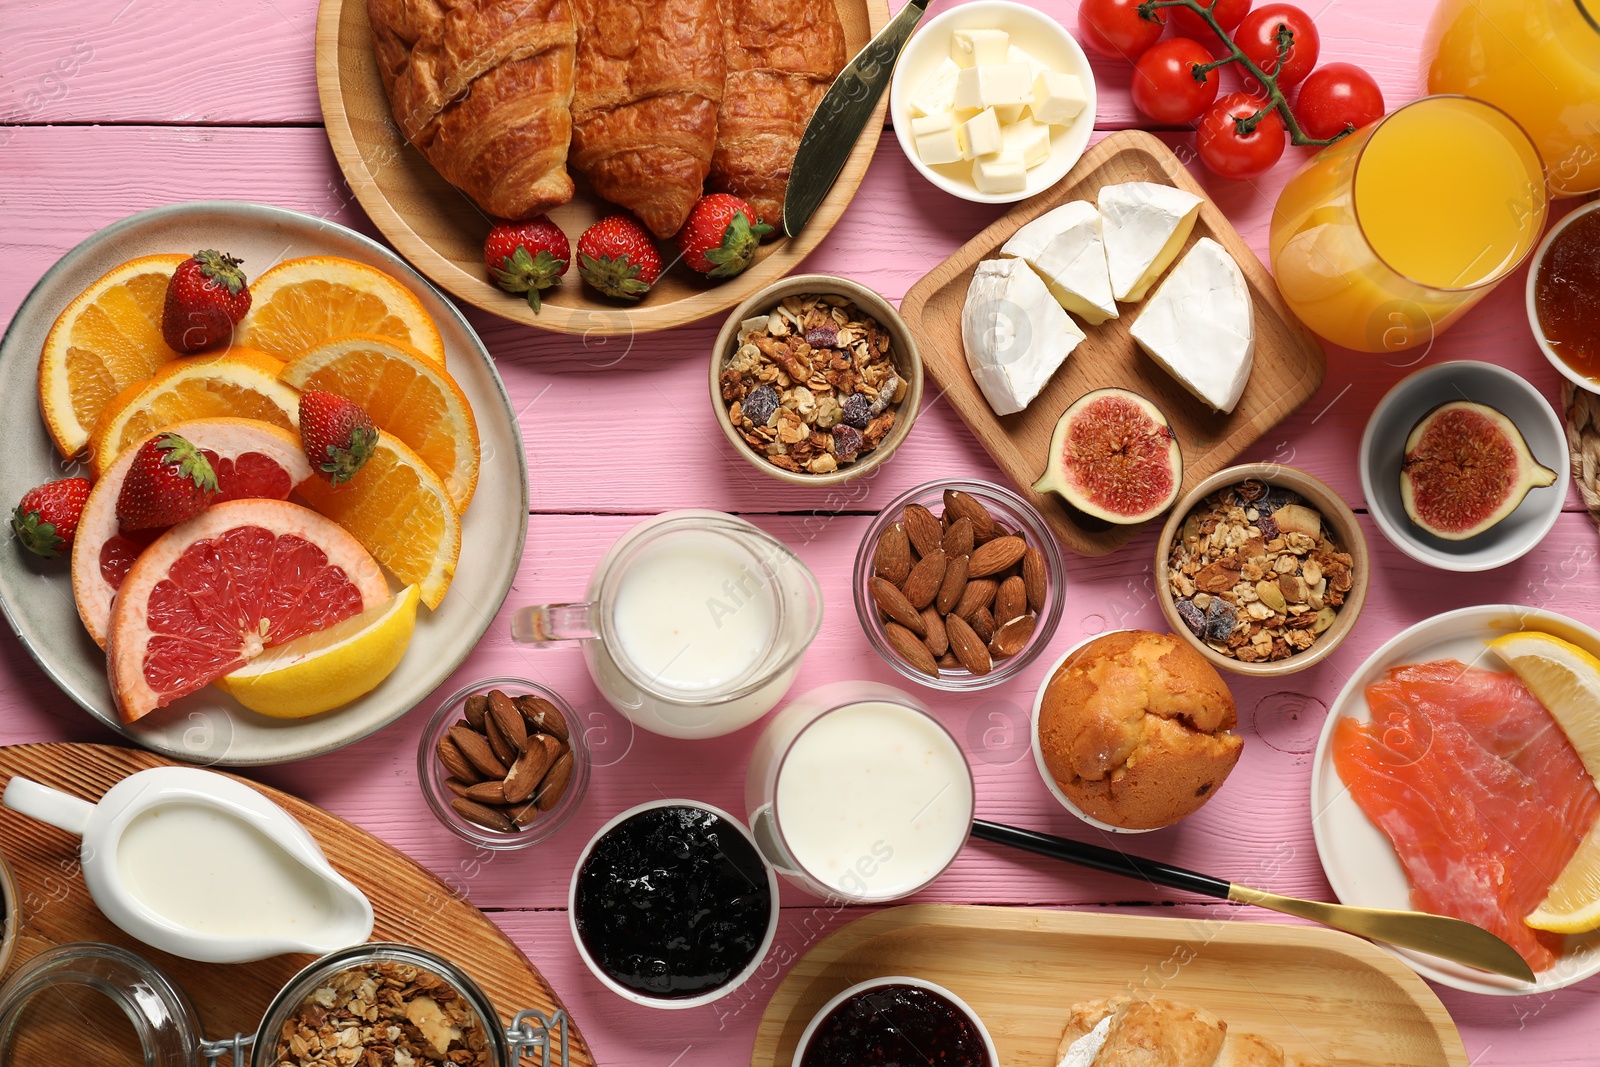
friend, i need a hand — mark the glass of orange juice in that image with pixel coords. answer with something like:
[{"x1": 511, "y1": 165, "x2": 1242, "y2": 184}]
[
  {"x1": 1424, "y1": 0, "x2": 1600, "y2": 198},
  {"x1": 1269, "y1": 96, "x2": 1547, "y2": 354}
]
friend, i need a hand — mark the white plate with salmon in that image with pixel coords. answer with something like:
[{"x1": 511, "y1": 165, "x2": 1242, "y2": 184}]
[{"x1": 1311, "y1": 604, "x2": 1600, "y2": 995}]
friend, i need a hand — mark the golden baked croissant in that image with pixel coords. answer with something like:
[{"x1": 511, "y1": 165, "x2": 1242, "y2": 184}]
[
  {"x1": 568, "y1": 0, "x2": 727, "y2": 237},
  {"x1": 1058, "y1": 997, "x2": 1330, "y2": 1067},
  {"x1": 711, "y1": 0, "x2": 848, "y2": 229},
  {"x1": 368, "y1": 0, "x2": 577, "y2": 219}
]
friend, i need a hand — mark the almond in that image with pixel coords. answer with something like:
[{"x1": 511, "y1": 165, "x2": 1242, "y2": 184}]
[
  {"x1": 995, "y1": 575, "x2": 1028, "y2": 625},
  {"x1": 937, "y1": 651, "x2": 960, "y2": 669},
  {"x1": 451, "y1": 796, "x2": 517, "y2": 833},
  {"x1": 969, "y1": 605, "x2": 996, "y2": 644},
  {"x1": 944, "y1": 490, "x2": 997, "y2": 542},
  {"x1": 515, "y1": 695, "x2": 570, "y2": 742},
  {"x1": 510, "y1": 800, "x2": 541, "y2": 828},
  {"x1": 990, "y1": 614, "x2": 1036, "y2": 657},
  {"x1": 941, "y1": 516, "x2": 974, "y2": 558},
  {"x1": 969, "y1": 535, "x2": 1026, "y2": 578},
  {"x1": 443, "y1": 777, "x2": 472, "y2": 798},
  {"x1": 449, "y1": 725, "x2": 508, "y2": 779},
  {"x1": 870, "y1": 577, "x2": 926, "y2": 636},
  {"x1": 903, "y1": 503, "x2": 944, "y2": 557},
  {"x1": 901, "y1": 548, "x2": 947, "y2": 609},
  {"x1": 885, "y1": 621, "x2": 940, "y2": 676},
  {"x1": 488, "y1": 690, "x2": 528, "y2": 749},
  {"x1": 535, "y1": 751, "x2": 576, "y2": 811},
  {"x1": 921, "y1": 607, "x2": 949, "y2": 657},
  {"x1": 873, "y1": 522, "x2": 914, "y2": 585},
  {"x1": 935, "y1": 553, "x2": 969, "y2": 614},
  {"x1": 437, "y1": 734, "x2": 483, "y2": 784},
  {"x1": 465, "y1": 779, "x2": 509, "y2": 805},
  {"x1": 953, "y1": 578, "x2": 998, "y2": 620},
  {"x1": 504, "y1": 734, "x2": 557, "y2": 804},
  {"x1": 946, "y1": 614, "x2": 993, "y2": 675},
  {"x1": 483, "y1": 712, "x2": 518, "y2": 767},
  {"x1": 1023, "y1": 547, "x2": 1048, "y2": 612},
  {"x1": 463, "y1": 693, "x2": 489, "y2": 731}
]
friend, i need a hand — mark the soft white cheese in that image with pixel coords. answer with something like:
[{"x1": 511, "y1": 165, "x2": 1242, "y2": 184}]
[
  {"x1": 1032, "y1": 70, "x2": 1087, "y2": 126},
  {"x1": 951, "y1": 28, "x2": 1010, "y2": 68},
  {"x1": 962, "y1": 108, "x2": 1004, "y2": 158},
  {"x1": 1000, "y1": 200, "x2": 1118, "y2": 324},
  {"x1": 908, "y1": 58, "x2": 963, "y2": 118},
  {"x1": 912, "y1": 111, "x2": 965, "y2": 166},
  {"x1": 954, "y1": 61, "x2": 1035, "y2": 112},
  {"x1": 1001, "y1": 117, "x2": 1054, "y2": 169},
  {"x1": 1129, "y1": 236, "x2": 1255, "y2": 413},
  {"x1": 1098, "y1": 181, "x2": 1203, "y2": 302},
  {"x1": 1057, "y1": 1016, "x2": 1113, "y2": 1067},
  {"x1": 972, "y1": 151, "x2": 1028, "y2": 194},
  {"x1": 962, "y1": 258, "x2": 1085, "y2": 415}
]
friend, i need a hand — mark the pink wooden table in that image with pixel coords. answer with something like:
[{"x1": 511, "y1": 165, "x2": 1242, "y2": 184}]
[{"x1": 2, "y1": 0, "x2": 1596, "y2": 1062}]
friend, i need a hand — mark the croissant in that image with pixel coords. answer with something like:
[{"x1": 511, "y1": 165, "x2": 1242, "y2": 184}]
[
  {"x1": 568, "y1": 0, "x2": 727, "y2": 237},
  {"x1": 1058, "y1": 998, "x2": 1331, "y2": 1067},
  {"x1": 711, "y1": 0, "x2": 848, "y2": 229},
  {"x1": 368, "y1": 0, "x2": 577, "y2": 219}
]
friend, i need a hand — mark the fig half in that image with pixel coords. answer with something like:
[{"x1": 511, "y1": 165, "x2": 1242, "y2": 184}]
[
  {"x1": 1034, "y1": 388, "x2": 1183, "y2": 524},
  {"x1": 1400, "y1": 400, "x2": 1556, "y2": 540}
]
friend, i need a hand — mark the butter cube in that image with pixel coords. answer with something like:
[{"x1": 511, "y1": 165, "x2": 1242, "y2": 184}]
[
  {"x1": 994, "y1": 103, "x2": 1028, "y2": 124},
  {"x1": 1002, "y1": 117, "x2": 1054, "y2": 169},
  {"x1": 908, "y1": 58, "x2": 962, "y2": 118},
  {"x1": 1032, "y1": 71, "x2": 1087, "y2": 126},
  {"x1": 954, "y1": 62, "x2": 1035, "y2": 112},
  {"x1": 1009, "y1": 44, "x2": 1048, "y2": 80},
  {"x1": 951, "y1": 28, "x2": 1010, "y2": 68},
  {"x1": 973, "y1": 151, "x2": 1029, "y2": 194},
  {"x1": 962, "y1": 108, "x2": 1004, "y2": 159},
  {"x1": 913, "y1": 111, "x2": 966, "y2": 166}
]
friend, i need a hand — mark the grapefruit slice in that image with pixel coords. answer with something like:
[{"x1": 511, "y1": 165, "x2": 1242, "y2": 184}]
[
  {"x1": 106, "y1": 498, "x2": 389, "y2": 722},
  {"x1": 72, "y1": 418, "x2": 315, "y2": 649}
]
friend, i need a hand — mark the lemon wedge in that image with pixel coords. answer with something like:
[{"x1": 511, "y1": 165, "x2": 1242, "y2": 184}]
[
  {"x1": 216, "y1": 585, "x2": 420, "y2": 718},
  {"x1": 1487, "y1": 630, "x2": 1600, "y2": 932}
]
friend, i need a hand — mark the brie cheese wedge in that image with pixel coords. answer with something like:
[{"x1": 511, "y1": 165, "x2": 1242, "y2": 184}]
[
  {"x1": 1129, "y1": 237, "x2": 1255, "y2": 414},
  {"x1": 1056, "y1": 1015, "x2": 1113, "y2": 1067},
  {"x1": 1000, "y1": 200, "x2": 1117, "y2": 324},
  {"x1": 962, "y1": 258, "x2": 1085, "y2": 416},
  {"x1": 1098, "y1": 181, "x2": 1203, "y2": 303}
]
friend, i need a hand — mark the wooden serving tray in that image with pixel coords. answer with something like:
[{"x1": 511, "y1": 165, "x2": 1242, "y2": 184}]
[
  {"x1": 751, "y1": 905, "x2": 1467, "y2": 1067},
  {"x1": 899, "y1": 131, "x2": 1327, "y2": 557},
  {"x1": 0, "y1": 743, "x2": 593, "y2": 1064},
  {"x1": 315, "y1": 0, "x2": 888, "y2": 337}
]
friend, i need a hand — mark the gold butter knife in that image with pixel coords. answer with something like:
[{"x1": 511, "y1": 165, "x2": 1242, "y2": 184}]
[{"x1": 783, "y1": 0, "x2": 930, "y2": 238}]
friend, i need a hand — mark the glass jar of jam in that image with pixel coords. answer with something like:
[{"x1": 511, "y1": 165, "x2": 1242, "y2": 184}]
[{"x1": 1531, "y1": 201, "x2": 1600, "y2": 391}]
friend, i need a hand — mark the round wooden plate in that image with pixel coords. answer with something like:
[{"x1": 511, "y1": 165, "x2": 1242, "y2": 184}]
[{"x1": 314, "y1": 0, "x2": 889, "y2": 337}]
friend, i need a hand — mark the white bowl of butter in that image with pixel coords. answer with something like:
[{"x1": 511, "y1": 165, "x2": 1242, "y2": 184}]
[{"x1": 890, "y1": 0, "x2": 1097, "y2": 204}]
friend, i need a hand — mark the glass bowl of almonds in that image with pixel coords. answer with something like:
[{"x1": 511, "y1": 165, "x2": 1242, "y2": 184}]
[
  {"x1": 854, "y1": 480, "x2": 1065, "y2": 691},
  {"x1": 419, "y1": 676, "x2": 589, "y2": 850}
]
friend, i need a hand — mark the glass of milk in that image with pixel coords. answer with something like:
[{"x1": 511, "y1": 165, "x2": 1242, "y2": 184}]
[
  {"x1": 745, "y1": 682, "x2": 975, "y2": 902},
  {"x1": 512, "y1": 510, "x2": 823, "y2": 739}
]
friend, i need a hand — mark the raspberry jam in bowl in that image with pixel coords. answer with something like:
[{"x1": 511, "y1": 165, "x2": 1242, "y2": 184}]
[{"x1": 793, "y1": 976, "x2": 997, "y2": 1067}]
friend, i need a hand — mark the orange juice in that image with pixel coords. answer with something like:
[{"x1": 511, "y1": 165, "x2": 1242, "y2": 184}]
[
  {"x1": 1270, "y1": 97, "x2": 1547, "y2": 354},
  {"x1": 1425, "y1": 0, "x2": 1600, "y2": 197}
]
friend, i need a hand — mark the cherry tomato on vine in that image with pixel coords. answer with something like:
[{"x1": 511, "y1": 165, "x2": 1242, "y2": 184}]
[
  {"x1": 1167, "y1": 0, "x2": 1254, "y2": 42},
  {"x1": 1197, "y1": 92, "x2": 1287, "y2": 179},
  {"x1": 1131, "y1": 39, "x2": 1221, "y2": 125},
  {"x1": 1235, "y1": 3, "x2": 1320, "y2": 87},
  {"x1": 1294, "y1": 62, "x2": 1385, "y2": 140},
  {"x1": 1078, "y1": 0, "x2": 1164, "y2": 60}
]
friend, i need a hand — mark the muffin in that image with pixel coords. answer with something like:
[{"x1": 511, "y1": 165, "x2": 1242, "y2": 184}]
[{"x1": 1037, "y1": 630, "x2": 1241, "y2": 830}]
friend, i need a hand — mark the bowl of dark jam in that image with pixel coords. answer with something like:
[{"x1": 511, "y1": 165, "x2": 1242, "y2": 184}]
[
  {"x1": 793, "y1": 976, "x2": 997, "y2": 1067},
  {"x1": 568, "y1": 799, "x2": 779, "y2": 1009}
]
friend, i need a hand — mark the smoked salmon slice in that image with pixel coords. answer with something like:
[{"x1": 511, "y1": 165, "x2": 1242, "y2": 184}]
[{"x1": 1332, "y1": 659, "x2": 1600, "y2": 972}]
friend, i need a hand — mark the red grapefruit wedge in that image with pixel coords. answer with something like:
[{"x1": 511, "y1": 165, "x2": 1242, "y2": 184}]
[{"x1": 106, "y1": 498, "x2": 389, "y2": 722}]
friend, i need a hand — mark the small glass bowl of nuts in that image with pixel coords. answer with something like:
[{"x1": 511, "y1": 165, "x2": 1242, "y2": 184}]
[
  {"x1": 418, "y1": 676, "x2": 589, "y2": 850},
  {"x1": 853, "y1": 480, "x2": 1066, "y2": 691}
]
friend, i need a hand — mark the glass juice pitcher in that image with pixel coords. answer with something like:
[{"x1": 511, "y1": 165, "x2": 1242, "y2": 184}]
[{"x1": 512, "y1": 511, "x2": 823, "y2": 739}]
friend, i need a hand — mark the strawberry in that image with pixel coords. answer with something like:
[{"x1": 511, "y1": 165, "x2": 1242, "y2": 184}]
[
  {"x1": 676, "y1": 194, "x2": 773, "y2": 279},
  {"x1": 161, "y1": 250, "x2": 251, "y2": 354},
  {"x1": 116, "y1": 434, "x2": 219, "y2": 531},
  {"x1": 299, "y1": 390, "x2": 379, "y2": 487},
  {"x1": 11, "y1": 477, "x2": 92, "y2": 558},
  {"x1": 485, "y1": 217, "x2": 570, "y2": 312},
  {"x1": 576, "y1": 215, "x2": 662, "y2": 300}
]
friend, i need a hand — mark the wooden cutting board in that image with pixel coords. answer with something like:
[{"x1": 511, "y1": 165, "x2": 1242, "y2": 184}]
[
  {"x1": 751, "y1": 904, "x2": 1467, "y2": 1067},
  {"x1": 899, "y1": 131, "x2": 1328, "y2": 558},
  {"x1": 0, "y1": 743, "x2": 592, "y2": 1065}
]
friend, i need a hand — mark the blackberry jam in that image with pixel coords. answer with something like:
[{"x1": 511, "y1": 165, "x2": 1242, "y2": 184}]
[
  {"x1": 801, "y1": 983, "x2": 991, "y2": 1067},
  {"x1": 573, "y1": 804, "x2": 772, "y2": 1000}
]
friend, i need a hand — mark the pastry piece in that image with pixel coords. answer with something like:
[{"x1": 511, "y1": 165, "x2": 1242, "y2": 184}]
[
  {"x1": 711, "y1": 0, "x2": 848, "y2": 229},
  {"x1": 369, "y1": 0, "x2": 578, "y2": 219},
  {"x1": 569, "y1": 0, "x2": 727, "y2": 237},
  {"x1": 1057, "y1": 997, "x2": 1331, "y2": 1067}
]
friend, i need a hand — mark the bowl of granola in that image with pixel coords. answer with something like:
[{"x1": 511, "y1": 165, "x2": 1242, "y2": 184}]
[
  {"x1": 1155, "y1": 464, "x2": 1369, "y2": 677},
  {"x1": 711, "y1": 275, "x2": 923, "y2": 485}
]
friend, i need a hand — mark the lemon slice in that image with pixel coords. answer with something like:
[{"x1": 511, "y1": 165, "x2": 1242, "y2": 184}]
[
  {"x1": 215, "y1": 585, "x2": 420, "y2": 719},
  {"x1": 1527, "y1": 823, "x2": 1600, "y2": 933}
]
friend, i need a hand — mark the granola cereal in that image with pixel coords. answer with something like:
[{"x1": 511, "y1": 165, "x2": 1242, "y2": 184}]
[
  {"x1": 1167, "y1": 480, "x2": 1355, "y2": 663},
  {"x1": 272, "y1": 959, "x2": 491, "y2": 1067},
  {"x1": 720, "y1": 293, "x2": 907, "y2": 475}
]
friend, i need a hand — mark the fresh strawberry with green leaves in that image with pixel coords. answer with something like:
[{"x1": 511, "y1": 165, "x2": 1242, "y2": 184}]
[
  {"x1": 485, "y1": 217, "x2": 570, "y2": 312},
  {"x1": 576, "y1": 214, "x2": 662, "y2": 300},
  {"x1": 299, "y1": 389, "x2": 379, "y2": 487},
  {"x1": 161, "y1": 250, "x2": 251, "y2": 354},
  {"x1": 11, "y1": 477, "x2": 91, "y2": 558},
  {"x1": 676, "y1": 194, "x2": 773, "y2": 279},
  {"x1": 116, "y1": 434, "x2": 219, "y2": 532}
]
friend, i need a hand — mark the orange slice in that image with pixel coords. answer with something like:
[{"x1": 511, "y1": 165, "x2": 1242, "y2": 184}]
[
  {"x1": 106, "y1": 498, "x2": 389, "y2": 722},
  {"x1": 295, "y1": 433, "x2": 460, "y2": 609},
  {"x1": 72, "y1": 418, "x2": 314, "y2": 649},
  {"x1": 87, "y1": 348, "x2": 299, "y2": 477},
  {"x1": 240, "y1": 257, "x2": 445, "y2": 364},
  {"x1": 38, "y1": 254, "x2": 185, "y2": 456},
  {"x1": 280, "y1": 334, "x2": 479, "y2": 510}
]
